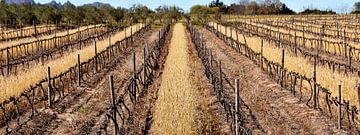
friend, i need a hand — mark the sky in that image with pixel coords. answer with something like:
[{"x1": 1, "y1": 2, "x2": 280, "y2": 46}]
[{"x1": 36, "y1": 0, "x2": 359, "y2": 13}]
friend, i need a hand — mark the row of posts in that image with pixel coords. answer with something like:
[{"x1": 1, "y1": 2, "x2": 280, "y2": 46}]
[
  {"x1": 212, "y1": 22, "x2": 359, "y2": 130},
  {"x1": 46, "y1": 24, "x2": 144, "y2": 135},
  {"x1": 197, "y1": 27, "x2": 243, "y2": 135},
  {"x1": 46, "y1": 23, "x2": 140, "y2": 108},
  {"x1": 231, "y1": 20, "x2": 354, "y2": 68},
  {"x1": 108, "y1": 47, "x2": 150, "y2": 135},
  {"x1": 105, "y1": 23, "x2": 167, "y2": 134},
  {"x1": 3, "y1": 23, "x2": 139, "y2": 76}
]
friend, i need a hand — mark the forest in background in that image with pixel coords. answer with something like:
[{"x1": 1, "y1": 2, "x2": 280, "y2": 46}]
[
  {"x1": 0, "y1": 1, "x2": 183, "y2": 26},
  {"x1": 1, "y1": 0, "x2": 360, "y2": 26}
]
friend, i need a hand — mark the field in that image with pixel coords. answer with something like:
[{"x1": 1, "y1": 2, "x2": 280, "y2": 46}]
[{"x1": 1, "y1": 12, "x2": 360, "y2": 135}]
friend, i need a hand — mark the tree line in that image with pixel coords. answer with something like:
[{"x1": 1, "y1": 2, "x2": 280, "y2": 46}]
[
  {"x1": 190, "y1": 0, "x2": 360, "y2": 15},
  {"x1": 190, "y1": 0, "x2": 295, "y2": 15},
  {"x1": 0, "y1": 1, "x2": 183, "y2": 27}
]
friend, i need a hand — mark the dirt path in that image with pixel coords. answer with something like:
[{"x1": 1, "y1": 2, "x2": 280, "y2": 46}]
[
  {"x1": 8, "y1": 29, "x2": 158, "y2": 135},
  {"x1": 149, "y1": 23, "x2": 229, "y2": 134},
  {"x1": 199, "y1": 27, "x2": 347, "y2": 135},
  {"x1": 150, "y1": 23, "x2": 199, "y2": 134}
]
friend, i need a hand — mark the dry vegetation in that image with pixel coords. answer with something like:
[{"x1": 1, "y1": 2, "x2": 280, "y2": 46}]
[
  {"x1": 3, "y1": 13, "x2": 360, "y2": 134},
  {"x1": 151, "y1": 23, "x2": 199, "y2": 134},
  {"x1": 209, "y1": 22, "x2": 360, "y2": 108},
  {"x1": 226, "y1": 16, "x2": 360, "y2": 50},
  {"x1": 0, "y1": 24, "x2": 102, "y2": 50},
  {"x1": 0, "y1": 24, "x2": 143, "y2": 101}
]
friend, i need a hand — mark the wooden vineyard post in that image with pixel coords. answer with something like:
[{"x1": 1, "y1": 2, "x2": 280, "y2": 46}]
[
  {"x1": 109, "y1": 75, "x2": 118, "y2": 135},
  {"x1": 336, "y1": 23, "x2": 340, "y2": 38},
  {"x1": 302, "y1": 26, "x2": 305, "y2": 47},
  {"x1": 313, "y1": 55, "x2": 317, "y2": 108},
  {"x1": 278, "y1": 32, "x2": 281, "y2": 47},
  {"x1": 48, "y1": 66, "x2": 52, "y2": 108},
  {"x1": 204, "y1": 43, "x2": 207, "y2": 57},
  {"x1": 160, "y1": 29, "x2": 162, "y2": 42},
  {"x1": 77, "y1": 54, "x2": 81, "y2": 86},
  {"x1": 344, "y1": 30, "x2": 347, "y2": 57},
  {"x1": 131, "y1": 25, "x2": 133, "y2": 43},
  {"x1": 94, "y1": 40, "x2": 98, "y2": 72},
  {"x1": 54, "y1": 31, "x2": 57, "y2": 48},
  {"x1": 281, "y1": 48, "x2": 285, "y2": 87},
  {"x1": 294, "y1": 32, "x2": 297, "y2": 55},
  {"x1": 143, "y1": 47, "x2": 147, "y2": 88},
  {"x1": 108, "y1": 37, "x2": 111, "y2": 62},
  {"x1": 235, "y1": 79, "x2": 240, "y2": 135},
  {"x1": 322, "y1": 25, "x2": 326, "y2": 51},
  {"x1": 132, "y1": 52, "x2": 137, "y2": 103},
  {"x1": 322, "y1": 25, "x2": 325, "y2": 39},
  {"x1": 20, "y1": 23, "x2": 23, "y2": 38},
  {"x1": 46, "y1": 20, "x2": 49, "y2": 32},
  {"x1": 348, "y1": 47, "x2": 352, "y2": 68},
  {"x1": 6, "y1": 47, "x2": 10, "y2": 75},
  {"x1": 209, "y1": 49, "x2": 213, "y2": 83},
  {"x1": 218, "y1": 61, "x2": 223, "y2": 90},
  {"x1": 34, "y1": 20, "x2": 37, "y2": 38},
  {"x1": 338, "y1": 83, "x2": 342, "y2": 129}
]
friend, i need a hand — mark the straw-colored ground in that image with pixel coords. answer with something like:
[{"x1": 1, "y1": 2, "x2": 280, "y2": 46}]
[
  {"x1": 5, "y1": 27, "x2": 160, "y2": 134},
  {"x1": 0, "y1": 24, "x2": 102, "y2": 49},
  {"x1": 150, "y1": 23, "x2": 199, "y2": 134},
  {"x1": 227, "y1": 18, "x2": 360, "y2": 51},
  {"x1": 0, "y1": 25, "x2": 58, "y2": 40},
  {"x1": 209, "y1": 22, "x2": 360, "y2": 108},
  {"x1": 0, "y1": 24, "x2": 143, "y2": 101},
  {"x1": 198, "y1": 26, "x2": 345, "y2": 134},
  {"x1": 223, "y1": 15, "x2": 360, "y2": 32}
]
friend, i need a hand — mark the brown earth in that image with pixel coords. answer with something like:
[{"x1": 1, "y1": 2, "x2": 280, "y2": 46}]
[
  {"x1": 7, "y1": 29, "x2": 159, "y2": 135},
  {"x1": 186, "y1": 27, "x2": 231, "y2": 134},
  {"x1": 199, "y1": 27, "x2": 348, "y2": 135}
]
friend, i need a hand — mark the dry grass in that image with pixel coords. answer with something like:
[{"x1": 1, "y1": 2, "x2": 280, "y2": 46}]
[
  {"x1": 0, "y1": 24, "x2": 103, "y2": 50},
  {"x1": 1, "y1": 25, "x2": 57, "y2": 35},
  {"x1": 227, "y1": 18, "x2": 360, "y2": 50},
  {"x1": 210, "y1": 22, "x2": 360, "y2": 108},
  {"x1": 0, "y1": 24, "x2": 143, "y2": 101},
  {"x1": 150, "y1": 23, "x2": 199, "y2": 134},
  {"x1": 0, "y1": 25, "x2": 106, "y2": 61},
  {"x1": 247, "y1": 21, "x2": 360, "y2": 49}
]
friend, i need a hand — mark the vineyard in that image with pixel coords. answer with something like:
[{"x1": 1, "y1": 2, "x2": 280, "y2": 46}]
[{"x1": 1, "y1": 1, "x2": 360, "y2": 134}]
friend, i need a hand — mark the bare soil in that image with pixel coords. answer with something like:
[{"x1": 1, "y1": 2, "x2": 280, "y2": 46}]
[
  {"x1": 186, "y1": 28, "x2": 231, "y2": 134},
  {"x1": 199, "y1": 27, "x2": 347, "y2": 135},
  {"x1": 7, "y1": 29, "x2": 159, "y2": 135}
]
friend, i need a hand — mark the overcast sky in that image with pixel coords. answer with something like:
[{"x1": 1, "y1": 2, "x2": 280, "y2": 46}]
[{"x1": 36, "y1": 0, "x2": 359, "y2": 13}]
